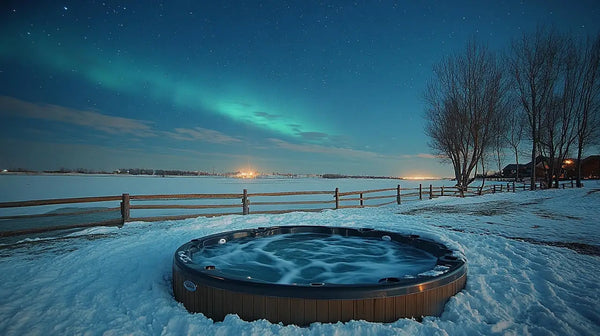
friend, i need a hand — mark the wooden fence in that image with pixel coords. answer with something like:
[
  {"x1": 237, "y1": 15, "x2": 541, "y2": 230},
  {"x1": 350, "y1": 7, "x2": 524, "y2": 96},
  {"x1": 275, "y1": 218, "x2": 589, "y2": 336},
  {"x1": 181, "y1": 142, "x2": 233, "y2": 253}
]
[{"x1": 0, "y1": 180, "x2": 577, "y2": 238}]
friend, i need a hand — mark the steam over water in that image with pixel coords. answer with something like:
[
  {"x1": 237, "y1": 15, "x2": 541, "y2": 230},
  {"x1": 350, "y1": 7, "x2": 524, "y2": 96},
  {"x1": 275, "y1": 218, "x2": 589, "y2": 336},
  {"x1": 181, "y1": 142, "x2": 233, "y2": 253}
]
[{"x1": 192, "y1": 233, "x2": 438, "y2": 284}]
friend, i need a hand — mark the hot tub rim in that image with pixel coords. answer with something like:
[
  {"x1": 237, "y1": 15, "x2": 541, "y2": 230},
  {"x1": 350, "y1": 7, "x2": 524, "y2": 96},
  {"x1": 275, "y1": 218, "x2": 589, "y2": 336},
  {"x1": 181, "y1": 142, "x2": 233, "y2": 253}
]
[{"x1": 173, "y1": 225, "x2": 467, "y2": 300}]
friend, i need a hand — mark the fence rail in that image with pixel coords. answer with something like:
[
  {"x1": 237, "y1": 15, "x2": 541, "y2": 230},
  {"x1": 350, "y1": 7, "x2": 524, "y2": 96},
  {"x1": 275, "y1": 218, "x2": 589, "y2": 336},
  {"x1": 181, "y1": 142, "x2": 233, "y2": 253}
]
[
  {"x1": 0, "y1": 180, "x2": 578, "y2": 238},
  {"x1": 0, "y1": 195, "x2": 122, "y2": 208}
]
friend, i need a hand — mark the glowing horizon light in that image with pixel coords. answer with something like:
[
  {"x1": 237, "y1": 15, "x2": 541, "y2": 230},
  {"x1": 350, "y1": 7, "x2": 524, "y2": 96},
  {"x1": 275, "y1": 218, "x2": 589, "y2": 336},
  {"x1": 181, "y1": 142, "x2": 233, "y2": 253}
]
[
  {"x1": 403, "y1": 176, "x2": 439, "y2": 180},
  {"x1": 236, "y1": 171, "x2": 257, "y2": 179}
]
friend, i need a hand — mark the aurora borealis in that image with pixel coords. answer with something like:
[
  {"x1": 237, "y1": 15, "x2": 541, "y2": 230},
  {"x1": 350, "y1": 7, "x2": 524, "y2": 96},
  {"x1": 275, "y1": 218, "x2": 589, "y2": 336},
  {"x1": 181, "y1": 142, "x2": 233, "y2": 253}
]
[{"x1": 1, "y1": 1, "x2": 599, "y2": 176}]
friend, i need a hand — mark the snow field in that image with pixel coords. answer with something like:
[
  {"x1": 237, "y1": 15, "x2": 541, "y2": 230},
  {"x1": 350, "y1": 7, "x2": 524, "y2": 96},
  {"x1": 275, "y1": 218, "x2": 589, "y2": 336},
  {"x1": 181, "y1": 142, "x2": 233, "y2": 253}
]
[{"x1": 0, "y1": 184, "x2": 599, "y2": 335}]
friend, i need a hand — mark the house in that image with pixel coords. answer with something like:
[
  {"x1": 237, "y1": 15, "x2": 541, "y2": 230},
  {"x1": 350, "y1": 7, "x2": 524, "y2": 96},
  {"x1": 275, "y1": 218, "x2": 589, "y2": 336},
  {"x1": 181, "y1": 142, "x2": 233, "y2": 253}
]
[
  {"x1": 531, "y1": 156, "x2": 578, "y2": 180},
  {"x1": 506, "y1": 155, "x2": 597, "y2": 180},
  {"x1": 524, "y1": 156, "x2": 549, "y2": 178},
  {"x1": 560, "y1": 158, "x2": 577, "y2": 179},
  {"x1": 502, "y1": 164, "x2": 527, "y2": 178},
  {"x1": 582, "y1": 155, "x2": 600, "y2": 179}
]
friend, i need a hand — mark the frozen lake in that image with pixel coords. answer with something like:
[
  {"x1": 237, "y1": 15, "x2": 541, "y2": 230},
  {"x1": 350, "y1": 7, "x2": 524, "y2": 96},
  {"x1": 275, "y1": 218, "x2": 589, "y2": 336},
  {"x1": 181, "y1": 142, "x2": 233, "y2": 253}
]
[
  {"x1": 0, "y1": 174, "x2": 459, "y2": 237},
  {"x1": 0, "y1": 174, "x2": 454, "y2": 202}
]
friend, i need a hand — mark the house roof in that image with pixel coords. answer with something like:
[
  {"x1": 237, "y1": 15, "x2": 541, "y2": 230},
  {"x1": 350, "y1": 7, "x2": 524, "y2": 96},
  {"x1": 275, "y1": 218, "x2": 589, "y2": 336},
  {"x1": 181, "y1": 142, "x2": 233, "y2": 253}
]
[{"x1": 503, "y1": 164, "x2": 527, "y2": 170}]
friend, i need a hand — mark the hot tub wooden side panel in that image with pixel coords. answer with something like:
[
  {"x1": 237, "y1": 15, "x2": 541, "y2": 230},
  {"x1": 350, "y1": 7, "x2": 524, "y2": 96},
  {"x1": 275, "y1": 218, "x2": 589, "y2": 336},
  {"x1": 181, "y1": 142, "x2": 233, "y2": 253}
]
[{"x1": 173, "y1": 271, "x2": 467, "y2": 325}]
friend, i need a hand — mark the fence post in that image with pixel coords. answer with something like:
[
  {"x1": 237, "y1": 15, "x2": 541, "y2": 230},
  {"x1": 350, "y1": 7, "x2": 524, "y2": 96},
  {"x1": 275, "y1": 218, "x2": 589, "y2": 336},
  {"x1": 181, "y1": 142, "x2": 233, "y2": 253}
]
[
  {"x1": 419, "y1": 184, "x2": 422, "y2": 200},
  {"x1": 360, "y1": 193, "x2": 364, "y2": 207},
  {"x1": 492, "y1": 185, "x2": 496, "y2": 194},
  {"x1": 441, "y1": 186, "x2": 445, "y2": 196},
  {"x1": 396, "y1": 185, "x2": 401, "y2": 204},
  {"x1": 335, "y1": 188, "x2": 339, "y2": 209},
  {"x1": 500, "y1": 184, "x2": 503, "y2": 192},
  {"x1": 242, "y1": 189, "x2": 249, "y2": 215},
  {"x1": 571, "y1": 179, "x2": 574, "y2": 188},
  {"x1": 513, "y1": 181, "x2": 516, "y2": 193},
  {"x1": 120, "y1": 193, "x2": 130, "y2": 225},
  {"x1": 429, "y1": 185, "x2": 433, "y2": 199}
]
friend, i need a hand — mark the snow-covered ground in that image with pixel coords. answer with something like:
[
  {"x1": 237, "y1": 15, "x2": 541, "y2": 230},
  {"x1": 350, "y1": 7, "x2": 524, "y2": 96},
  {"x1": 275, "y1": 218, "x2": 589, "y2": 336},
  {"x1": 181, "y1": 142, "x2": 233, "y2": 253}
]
[{"x1": 0, "y1": 177, "x2": 599, "y2": 335}]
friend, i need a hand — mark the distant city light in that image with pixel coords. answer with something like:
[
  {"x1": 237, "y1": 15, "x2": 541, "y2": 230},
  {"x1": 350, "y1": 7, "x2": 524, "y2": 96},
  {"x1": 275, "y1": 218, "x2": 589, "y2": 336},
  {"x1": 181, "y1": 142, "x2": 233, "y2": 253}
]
[
  {"x1": 403, "y1": 176, "x2": 439, "y2": 180},
  {"x1": 236, "y1": 171, "x2": 257, "y2": 179}
]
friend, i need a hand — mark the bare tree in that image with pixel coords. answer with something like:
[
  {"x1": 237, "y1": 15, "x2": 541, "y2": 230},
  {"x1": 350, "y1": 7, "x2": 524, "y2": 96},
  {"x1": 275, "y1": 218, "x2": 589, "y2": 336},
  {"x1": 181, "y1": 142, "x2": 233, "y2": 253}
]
[
  {"x1": 425, "y1": 39, "x2": 507, "y2": 195},
  {"x1": 508, "y1": 27, "x2": 563, "y2": 190},
  {"x1": 488, "y1": 104, "x2": 509, "y2": 181},
  {"x1": 539, "y1": 95, "x2": 578, "y2": 187},
  {"x1": 504, "y1": 103, "x2": 526, "y2": 181},
  {"x1": 575, "y1": 34, "x2": 600, "y2": 186},
  {"x1": 492, "y1": 104, "x2": 509, "y2": 177},
  {"x1": 538, "y1": 37, "x2": 583, "y2": 187}
]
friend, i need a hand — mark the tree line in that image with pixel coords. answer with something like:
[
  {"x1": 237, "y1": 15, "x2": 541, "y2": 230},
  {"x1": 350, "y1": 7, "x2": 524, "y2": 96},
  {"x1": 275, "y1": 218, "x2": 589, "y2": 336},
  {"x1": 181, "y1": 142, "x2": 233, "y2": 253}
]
[{"x1": 424, "y1": 27, "x2": 600, "y2": 193}]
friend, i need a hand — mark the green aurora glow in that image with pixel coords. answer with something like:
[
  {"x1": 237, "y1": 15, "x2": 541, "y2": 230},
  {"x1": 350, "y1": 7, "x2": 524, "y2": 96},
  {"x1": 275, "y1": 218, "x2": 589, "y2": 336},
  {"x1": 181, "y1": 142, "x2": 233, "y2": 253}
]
[{"x1": 0, "y1": 31, "x2": 331, "y2": 140}]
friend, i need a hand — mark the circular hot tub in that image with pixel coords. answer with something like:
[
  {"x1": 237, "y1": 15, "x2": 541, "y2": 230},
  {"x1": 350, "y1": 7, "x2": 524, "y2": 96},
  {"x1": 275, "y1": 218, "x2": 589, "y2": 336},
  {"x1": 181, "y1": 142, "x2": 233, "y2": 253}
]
[{"x1": 172, "y1": 226, "x2": 466, "y2": 325}]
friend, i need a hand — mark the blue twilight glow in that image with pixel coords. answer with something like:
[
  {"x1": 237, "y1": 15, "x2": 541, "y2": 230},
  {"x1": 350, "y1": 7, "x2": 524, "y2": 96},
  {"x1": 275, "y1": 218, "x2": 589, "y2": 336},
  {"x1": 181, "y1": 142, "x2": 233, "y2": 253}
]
[{"x1": 1, "y1": 1, "x2": 599, "y2": 175}]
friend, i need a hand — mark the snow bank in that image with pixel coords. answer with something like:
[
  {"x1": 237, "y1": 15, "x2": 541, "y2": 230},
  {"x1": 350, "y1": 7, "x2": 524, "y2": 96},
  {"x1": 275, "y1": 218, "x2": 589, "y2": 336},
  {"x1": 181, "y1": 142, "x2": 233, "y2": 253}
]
[{"x1": 1, "y1": 187, "x2": 599, "y2": 335}]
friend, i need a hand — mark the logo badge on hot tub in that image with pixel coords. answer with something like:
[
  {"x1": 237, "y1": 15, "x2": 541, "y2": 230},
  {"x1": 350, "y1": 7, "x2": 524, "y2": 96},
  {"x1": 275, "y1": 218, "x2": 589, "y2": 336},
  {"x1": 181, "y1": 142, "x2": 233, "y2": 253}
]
[{"x1": 183, "y1": 280, "x2": 197, "y2": 292}]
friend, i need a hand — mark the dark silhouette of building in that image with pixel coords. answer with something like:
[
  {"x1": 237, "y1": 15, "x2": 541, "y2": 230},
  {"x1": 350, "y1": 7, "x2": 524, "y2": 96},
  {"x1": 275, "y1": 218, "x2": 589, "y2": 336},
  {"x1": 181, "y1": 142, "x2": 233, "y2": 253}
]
[
  {"x1": 502, "y1": 155, "x2": 599, "y2": 180},
  {"x1": 502, "y1": 164, "x2": 528, "y2": 179},
  {"x1": 582, "y1": 155, "x2": 600, "y2": 179}
]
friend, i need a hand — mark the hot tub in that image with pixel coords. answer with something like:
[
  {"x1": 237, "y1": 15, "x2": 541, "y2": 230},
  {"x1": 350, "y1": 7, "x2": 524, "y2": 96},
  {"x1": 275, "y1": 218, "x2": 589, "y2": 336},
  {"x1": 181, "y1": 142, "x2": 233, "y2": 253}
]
[{"x1": 173, "y1": 226, "x2": 466, "y2": 325}]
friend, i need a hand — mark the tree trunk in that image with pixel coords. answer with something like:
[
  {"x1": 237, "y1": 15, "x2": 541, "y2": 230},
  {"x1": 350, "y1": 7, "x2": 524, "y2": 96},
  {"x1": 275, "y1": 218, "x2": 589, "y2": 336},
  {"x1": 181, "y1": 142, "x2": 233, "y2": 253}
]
[
  {"x1": 480, "y1": 159, "x2": 487, "y2": 194},
  {"x1": 530, "y1": 138, "x2": 537, "y2": 190},
  {"x1": 576, "y1": 139, "x2": 583, "y2": 187},
  {"x1": 515, "y1": 152, "x2": 520, "y2": 182}
]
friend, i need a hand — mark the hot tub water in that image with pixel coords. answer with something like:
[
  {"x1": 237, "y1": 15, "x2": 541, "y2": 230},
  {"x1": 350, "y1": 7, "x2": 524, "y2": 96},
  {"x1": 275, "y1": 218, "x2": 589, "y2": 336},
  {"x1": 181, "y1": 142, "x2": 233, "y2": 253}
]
[{"x1": 193, "y1": 232, "x2": 438, "y2": 285}]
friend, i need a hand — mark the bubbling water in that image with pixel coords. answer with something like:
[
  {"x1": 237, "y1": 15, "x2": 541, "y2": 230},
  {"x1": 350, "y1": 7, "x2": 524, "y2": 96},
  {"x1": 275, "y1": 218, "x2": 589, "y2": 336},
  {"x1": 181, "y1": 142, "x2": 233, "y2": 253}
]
[{"x1": 192, "y1": 232, "x2": 438, "y2": 285}]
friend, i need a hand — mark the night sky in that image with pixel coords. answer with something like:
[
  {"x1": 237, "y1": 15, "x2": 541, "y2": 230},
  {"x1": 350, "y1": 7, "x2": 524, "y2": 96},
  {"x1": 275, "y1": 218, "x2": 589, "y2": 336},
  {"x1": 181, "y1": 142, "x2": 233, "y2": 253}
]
[{"x1": 1, "y1": 1, "x2": 599, "y2": 177}]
